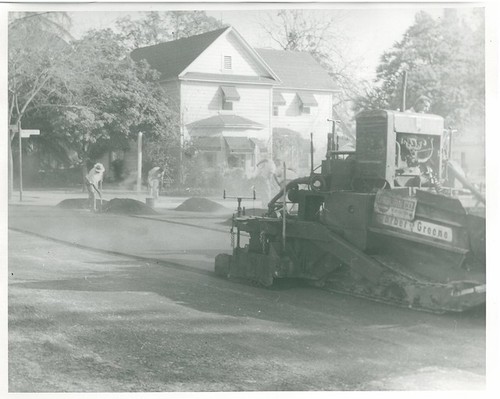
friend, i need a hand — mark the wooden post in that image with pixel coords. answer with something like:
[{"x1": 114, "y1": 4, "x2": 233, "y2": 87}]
[
  {"x1": 18, "y1": 120, "x2": 22, "y2": 202},
  {"x1": 137, "y1": 132, "x2": 143, "y2": 193},
  {"x1": 179, "y1": 129, "x2": 184, "y2": 185},
  {"x1": 310, "y1": 132, "x2": 314, "y2": 175},
  {"x1": 282, "y1": 162, "x2": 286, "y2": 252}
]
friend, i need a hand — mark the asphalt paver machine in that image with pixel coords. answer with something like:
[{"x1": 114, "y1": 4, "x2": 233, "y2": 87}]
[{"x1": 215, "y1": 110, "x2": 486, "y2": 313}]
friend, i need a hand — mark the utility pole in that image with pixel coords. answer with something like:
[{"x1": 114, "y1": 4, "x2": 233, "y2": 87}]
[
  {"x1": 282, "y1": 161, "x2": 286, "y2": 251},
  {"x1": 310, "y1": 132, "x2": 314, "y2": 175},
  {"x1": 137, "y1": 132, "x2": 143, "y2": 193},
  {"x1": 179, "y1": 129, "x2": 184, "y2": 185},
  {"x1": 18, "y1": 119, "x2": 22, "y2": 202},
  {"x1": 8, "y1": 125, "x2": 15, "y2": 200}
]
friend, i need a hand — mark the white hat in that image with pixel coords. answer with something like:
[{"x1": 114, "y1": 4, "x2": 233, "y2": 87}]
[{"x1": 94, "y1": 163, "x2": 104, "y2": 172}]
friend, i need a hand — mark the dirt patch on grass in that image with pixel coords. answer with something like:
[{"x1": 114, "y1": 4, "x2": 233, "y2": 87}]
[{"x1": 175, "y1": 197, "x2": 226, "y2": 213}]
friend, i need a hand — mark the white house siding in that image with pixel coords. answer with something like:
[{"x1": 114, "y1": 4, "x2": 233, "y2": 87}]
[
  {"x1": 181, "y1": 80, "x2": 272, "y2": 142},
  {"x1": 187, "y1": 31, "x2": 269, "y2": 77},
  {"x1": 273, "y1": 90, "x2": 333, "y2": 151}
]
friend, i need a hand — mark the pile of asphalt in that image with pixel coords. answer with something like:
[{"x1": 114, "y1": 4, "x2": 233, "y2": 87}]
[
  {"x1": 57, "y1": 198, "x2": 157, "y2": 215},
  {"x1": 175, "y1": 197, "x2": 227, "y2": 213}
]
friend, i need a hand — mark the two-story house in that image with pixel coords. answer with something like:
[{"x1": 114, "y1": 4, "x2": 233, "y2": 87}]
[{"x1": 131, "y1": 26, "x2": 338, "y2": 179}]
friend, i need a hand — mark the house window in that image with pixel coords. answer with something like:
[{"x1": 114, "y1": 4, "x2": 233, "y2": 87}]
[
  {"x1": 223, "y1": 55, "x2": 232, "y2": 70},
  {"x1": 300, "y1": 105, "x2": 311, "y2": 114},
  {"x1": 228, "y1": 154, "x2": 245, "y2": 168},
  {"x1": 273, "y1": 106, "x2": 279, "y2": 116},
  {"x1": 222, "y1": 100, "x2": 233, "y2": 111},
  {"x1": 220, "y1": 85, "x2": 239, "y2": 111},
  {"x1": 297, "y1": 92, "x2": 317, "y2": 115}
]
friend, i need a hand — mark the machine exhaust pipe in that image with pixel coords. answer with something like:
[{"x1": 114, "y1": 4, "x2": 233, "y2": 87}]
[{"x1": 401, "y1": 71, "x2": 408, "y2": 112}]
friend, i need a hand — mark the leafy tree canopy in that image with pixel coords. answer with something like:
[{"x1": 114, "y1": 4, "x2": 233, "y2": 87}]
[
  {"x1": 8, "y1": 12, "x2": 73, "y2": 132},
  {"x1": 115, "y1": 11, "x2": 226, "y2": 49},
  {"x1": 22, "y1": 28, "x2": 179, "y2": 172},
  {"x1": 8, "y1": 12, "x2": 75, "y2": 195},
  {"x1": 260, "y1": 10, "x2": 365, "y2": 138},
  {"x1": 354, "y1": 9, "x2": 484, "y2": 131},
  {"x1": 9, "y1": 11, "x2": 225, "y2": 186}
]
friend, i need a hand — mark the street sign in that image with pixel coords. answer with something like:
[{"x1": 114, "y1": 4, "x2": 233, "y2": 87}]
[{"x1": 20, "y1": 129, "x2": 40, "y2": 138}]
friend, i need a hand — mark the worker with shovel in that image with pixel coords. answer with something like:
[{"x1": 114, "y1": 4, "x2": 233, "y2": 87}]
[{"x1": 85, "y1": 163, "x2": 105, "y2": 212}]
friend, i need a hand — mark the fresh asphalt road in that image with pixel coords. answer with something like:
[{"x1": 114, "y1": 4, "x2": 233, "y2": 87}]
[
  {"x1": 8, "y1": 205, "x2": 486, "y2": 392},
  {"x1": 9, "y1": 205, "x2": 233, "y2": 272}
]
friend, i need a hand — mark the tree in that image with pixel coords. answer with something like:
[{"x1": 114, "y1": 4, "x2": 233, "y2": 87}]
[
  {"x1": 354, "y1": 9, "x2": 485, "y2": 132},
  {"x1": 260, "y1": 10, "x2": 365, "y2": 138},
  {"x1": 23, "y1": 28, "x2": 179, "y2": 185},
  {"x1": 115, "y1": 11, "x2": 226, "y2": 50},
  {"x1": 143, "y1": 131, "x2": 182, "y2": 188},
  {"x1": 8, "y1": 12, "x2": 73, "y2": 198}
]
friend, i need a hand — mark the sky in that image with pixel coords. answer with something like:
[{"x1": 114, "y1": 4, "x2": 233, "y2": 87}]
[
  {"x1": 3, "y1": 1, "x2": 482, "y2": 81},
  {"x1": 55, "y1": 2, "x2": 462, "y2": 81}
]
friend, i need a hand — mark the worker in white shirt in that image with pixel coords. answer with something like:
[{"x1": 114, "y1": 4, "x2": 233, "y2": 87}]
[
  {"x1": 85, "y1": 163, "x2": 105, "y2": 212},
  {"x1": 148, "y1": 166, "x2": 164, "y2": 199}
]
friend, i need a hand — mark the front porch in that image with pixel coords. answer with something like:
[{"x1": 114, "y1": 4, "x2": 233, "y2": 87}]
[{"x1": 187, "y1": 114, "x2": 269, "y2": 177}]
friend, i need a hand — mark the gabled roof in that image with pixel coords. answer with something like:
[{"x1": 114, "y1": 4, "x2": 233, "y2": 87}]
[
  {"x1": 130, "y1": 27, "x2": 337, "y2": 92},
  {"x1": 256, "y1": 48, "x2": 339, "y2": 92},
  {"x1": 130, "y1": 27, "x2": 230, "y2": 80},
  {"x1": 131, "y1": 26, "x2": 280, "y2": 83}
]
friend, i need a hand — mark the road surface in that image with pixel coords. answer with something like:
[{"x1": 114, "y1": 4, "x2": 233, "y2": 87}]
[{"x1": 8, "y1": 205, "x2": 486, "y2": 392}]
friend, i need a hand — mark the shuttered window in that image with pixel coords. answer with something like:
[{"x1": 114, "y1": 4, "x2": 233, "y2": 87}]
[
  {"x1": 220, "y1": 86, "x2": 240, "y2": 101},
  {"x1": 222, "y1": 101, "x2": 233, "y2": 111},
  {"x1": 273, "y1": 92, "x2": 286, "y2": 105},
  {"x1": 221, "y1": 86, "x2": 239, "y2": 111},
  {"x1": 297, "y1": 92, "x2": 318, "y2": 107},
  {"x1": 297, "y1": 92, "x2": 316, "y2": 115},
  {"x1": 223, "y1": 55, "x2": 232, "y2": 70}
]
